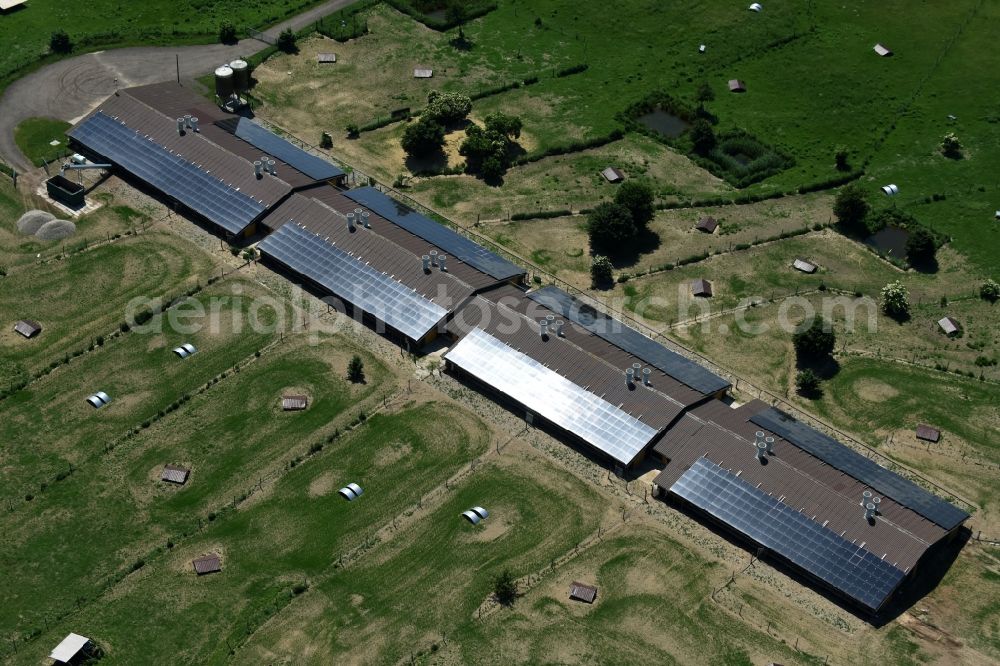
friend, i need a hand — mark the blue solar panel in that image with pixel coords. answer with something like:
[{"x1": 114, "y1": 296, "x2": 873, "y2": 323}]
[
  {"x1": 235, "y1": 119, "x2": 344, "y2": 181},
  {"x1": 750, "y1": 408, "x2": 968, "y2": 531},
  {"x1": 528, "y1": 286, "x2": 730, "y2": 395},
  {"x1": 343, "y1": 187, "x2": 525, "y2": 281},
  {"x1": 259, "y1": 222, "x2": 448, "y2": 342},
  {"x1": 70, "y1": 112, "x2": 264, "y2": 234},
  {"x1": 671, "y1": 458, "x2": 907, "y2": 612}
]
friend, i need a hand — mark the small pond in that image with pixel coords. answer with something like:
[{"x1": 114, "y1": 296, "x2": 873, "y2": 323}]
[
  {"x1": 637, "y1": 109, "x2": 691, "y2": 139},
  {"x1": 865, "y1": 225, "x2": 910, "y2": 257}
]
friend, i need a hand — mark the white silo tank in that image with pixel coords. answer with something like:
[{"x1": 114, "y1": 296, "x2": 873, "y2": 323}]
[
  {"x1": 215, "y1": 65, "x2": 235, "y2": 99},
  {"x1": 230, "y1": 59, "x2": 250, "y2": 93}
]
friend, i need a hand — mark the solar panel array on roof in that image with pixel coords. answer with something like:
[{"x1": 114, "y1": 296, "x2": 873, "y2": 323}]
[
  {"x1": 671, "y1": 457, "x2": 907, "y2": 612},
  {"x1": 234, "y1": 119, "x2": 344, "y2": 181},
  {"x1": 750, "y1": 408, "x2": 968, "y2": 530},
  {"x1": 527, "y1": 286, "x2": 730, "y2": 395},
  {"x1": 343, "y1": 187, "x2": 525, "y2": 281},
  {"x1": 444, "y1": 328, "x2": 658, "y2": 465},
  {"x1": 69, "y1": 112, "x2": 265, "y2": 234},
  {"x1": 259, "y1": 222, "x2": 448, "y2": 341}
]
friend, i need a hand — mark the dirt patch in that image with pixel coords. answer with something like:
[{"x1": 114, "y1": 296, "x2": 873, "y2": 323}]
[
  {"x1": 853, "y1": 377, "x2": 900, "y2": 402},
  {"x1": 373, "y1": 440, "x2": 412, "y2": 468},
  {"x1": 308, "y1": 470, "x2": 337, "y2": 498}
]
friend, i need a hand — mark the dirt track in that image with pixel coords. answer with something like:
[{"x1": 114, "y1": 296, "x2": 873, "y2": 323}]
[{"x1": 0, "y1": 0, "x2": 356, "y2": 171}]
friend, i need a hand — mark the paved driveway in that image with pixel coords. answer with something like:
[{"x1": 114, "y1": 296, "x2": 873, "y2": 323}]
[{"x1": 0, "y1": 0, "x2": 355, "y2": 171}]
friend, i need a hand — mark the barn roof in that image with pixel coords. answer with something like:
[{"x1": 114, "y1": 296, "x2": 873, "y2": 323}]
[{"x1": 13, "y1": 319, "x2": 41, "y2": 338}]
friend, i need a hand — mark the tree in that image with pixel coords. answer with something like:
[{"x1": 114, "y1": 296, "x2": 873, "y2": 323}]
[
  {"x1": 241, "y1": 248, "x2": 257, "y2": 263},
  {"x1": 401, "y1": 118, "x2": 445, "y2": 158},
  {"x1": 792, "y1": 316, "x2": 835, "y2": 362},
  {"x1": 277, "y1": 28, "x2": 297, "y2": 54},
  {"x1": 218, "y1": 21, "x2": 238, "y2": 44},
  {"x1": 425, "y1": 91, "x2": 472, "y2": 125},
  {"x1": 832, "y1": 183, "x2": 870, "y2": 236},
  {"x1": 345, "y1": 123, "x2": 360, "y2": 139},
  {"x1": 590, "y1": 255, "x2": 613, "y2": 288},
  {"x1": 795, "y1": 369, "x2": 821, "y2": 398},
  {"x1": 587, "y1": 202, "x2": 635, "y2": 254},
  {"x1": 979, "y1": 278, "x2": 999, "y2": 303},
  {"x1": 834, "y1": 146, "x2": 849, "y2": 171},
  {"x1": 881, "y1": 280, "x2": 910, "y2": 319},
  {"x1": 347, "y1": 355, "x2": 365, "y2": 383},
  {"x1": 50, "y1": 30, "x2": 72, "y2": 54},
  {"x1": 696, "y1": 82, "x2": 715, "y2": 105},
  {"x1": 480, "y1": 155, "x2": 505, "y2": 182},
  {"x1": 689, "y1": 118, "x2": 716, "y2": 156},
  {"x1": 614, "y1": 180, "x2": 656, "y2": 229},
  {"x1": 483, "y1": 112, "x2": 522, "y2": 140},
  {"x1": 459, "y1": 113, "x2": 523, "y2": 180},
  {"x1": 940, "y1": 133, "x2": 963, "y2": 158},
  {"x1": 905, "y1": 226, "x2": 937, "y2": 266},
  {"x1": 492, "y1": 568, "x2": 518, "y2": 606},
  {"x1": 445, "y1": 0, "x2": 467, "y2": 26}
]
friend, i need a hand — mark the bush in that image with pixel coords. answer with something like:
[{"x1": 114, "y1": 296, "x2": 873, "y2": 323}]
[
  {"x1": 346, "y1": 123, "x2": 360, "y2": 139},
  {"x1": 834, "y1": 146, "x2": 849, "y2": 171},
  {"x1": 587, "y1": 202, "x2": 635, "y2": 253},
  {"x1": 292, "y1": 582, "x2": 309, "y2": 595},
  {"x1": 401, "y1": 118, "x2": 445, "y2": 158},
  {"x1": 880, "y1": 280, "x2": 910, "y2": 319},
  {"x1": 689, "y1": 118, "x2": 716, "y2": 156},
  {"x1": 347, "y1": 354, "x2": 365, "y2": 383},
  {"x1": 590, "y1": 255, "x2": 613, "y2": 288},
  {"x1": 50, "y1": 30, "x2": 73, "y2": 54},
  {"x1": 905, "y1": 226, "x2": 937, "y2": 266},
  {"x1": 218, "y1": 21, "x2": 238, "y2": 44},
  {"x1": 320, "y1": 131, "x2": 333, "y2": 149},
  {"x1": 614, "y1": 181, "x2": 655, "y2": 229},
  {"x1": 940, "y1": 133, "x2": 963, "y2": 158},
  {"x1": 492, "y1": 568, "x2": 518, "y2": 606},
  {"x1": 833, "y1": 183, "x2": 870, "y2": 236},
  {"x1": 792, "y1": 316, "x2": 835, "y2": 362},
  {"x1": 556, "y1": 63, "x2": 588, "y2": 77},
  {"x1": 424, "y1": 91, "x2": 472, "y2": 125},
  {"x1": 795, "y1": 369, "x2": 821, "y2": 398},
  {"x1": 276, "y1": 28, "x2": 297, "y2": 53},
  {"x1": 979, "y1": 279, "x2": 999, "y2": 303}
]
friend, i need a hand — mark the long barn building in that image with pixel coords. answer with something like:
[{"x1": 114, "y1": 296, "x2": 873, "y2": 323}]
[{"x1": 65, "y1": 84, "x2": 969, "y2": 619}]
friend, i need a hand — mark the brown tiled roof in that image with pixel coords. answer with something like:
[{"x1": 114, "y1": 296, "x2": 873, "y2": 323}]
[
  {"x1": 160, "y1": 464, "x2": 190, "y2": 485},
  {"x1": 653, "y1": 400, "x2": 947, "y2": 571},
  {"x1": 477, "y1": 285, "x2": 708, "y2": 408},
  {"x1": 915, "y1": 425, "x2": 940, "y2": 443},
  {"x1": 695, "y1": 217, "x2": 718, "y2": 233},
  {"x1": 124, "y1": 83, "x2": 319, "y2": 190},
  {"x1": 259, "y1": 194, "x2": 476, "y2": 310},
  {"x1": 88, "y1": 92, "x2": 291, "y2": 207},
  {"x1": 450, "y1": 297, "x2": 688, "y2": 432},
  {"x1": 13, "y1": 319, "x2": 41, "y2": 338},
  {"x1": 282, "y1": 395, "x2": 308, "y2": 411},
  {"x1": 690, "y1": 279, "x2": 713, "y2": 297},
  {"x1": 569, "y1": 581, "x2": 598, "y2": 603},
  {"x1": 192, "y1": 554, "x2": 221, "y2": 575}
]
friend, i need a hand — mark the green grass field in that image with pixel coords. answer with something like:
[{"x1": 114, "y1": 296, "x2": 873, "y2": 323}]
[
  {"x1": 13, "y1": 117, "x2": 71, "y2": 166},
  {"x1": 0, "y1": 0, "x2": 330, "y2": 89}
]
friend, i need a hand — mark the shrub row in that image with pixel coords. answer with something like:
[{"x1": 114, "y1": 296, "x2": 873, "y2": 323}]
[
  {"x1": 511, "y1": 209, "x2": 572, "y2": 221},
  {"x1": 512, "y1": 129, "x2": 624, "y2": 166},
  {"x1": 555, "y1": 63, "x2": 588, "y2": 77},
  {"x1": 385, "y1": 0, "x2": 498, "y2": 30},
  {"x1": 469, "y1": 75, "x2": 540, "y2": 101}
]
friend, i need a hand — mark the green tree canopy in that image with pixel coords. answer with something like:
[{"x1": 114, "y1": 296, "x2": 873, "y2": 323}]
[
  {"x1": 614, "y1": 180, "x2": 656, "y2": 229},
  {"x1": 590, "y1": 255, "x2": 613, "y2": 288},
  {"x1": 905, "y1": 226, "x2": 937, "y2": 266},
  {"x1": 792, "y1": 316, "x2": 836, "y2": 362},
  {"x1": 833, "y1": 183, "x2": 870, "y2": 236},
  {"x1": 587, "y1": 202, "x2": 635, "y2": 254},
  {"x1": 689, "y1": 118, "x2": 716, "y2": 156},
  {"x1": 425, "y1": 91, "x2": 472, "y2": 125},
  {"x1": 401, "y1": 118, "x2": 446, "y2": 158}
]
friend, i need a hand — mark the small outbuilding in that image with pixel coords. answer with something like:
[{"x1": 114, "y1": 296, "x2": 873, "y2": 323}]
[
  {"x1": 695, "y1": 216, "x2": 718, "y2": 234},
  {"x1": 749, "y1": 2, "x2": 763, "y2": 11},
  {"x1": 161, "y1": 464, "x2": 190, "y2": 485},
  {"x1": 994, "y1": 210, "x2": 999, "y2": 220},
  {"x1": 49, "y1": 633, "x2": 93, "y2": 664},
  {"x1": 873, "y1": 43, "x2": 893, "y2": 57},
  {"x1": 413, "y1": 68, "x2": 433, "y2": 79},
  {"x1": 0, "y1": 0, "x2": 29, "y2": 12},
  {"x1": 282, "y1": 395, "x2": 309, "y2": 411},
  {"x1": 792, "y1": 258, "x2": 817, "y2": 274},
  {"x1": 728, "y1": 79, "x2": 746, "y2": 93},
  {"x1": 461, "y1": 506, "x2": 489, "y2": 524},
  {"x1": 915, "y1": 424, "x2": 941, "y2": 443},
  {"x1": 937, "y1": 316, "x2": 960, "y2": 336},
  {"x1": 601, "y1": 167, "x2": 624, "y2": 183},
  {"x1": 172, "y1": 343, "x2": 197, "y2": 358},
  {"x1": 317, "y1": 53, "x2": 337, "y2": 64},
  {"x1": 690, "y1": 279, "x2": 713, "y2": 298},
  {"x1": 86, "y1": 391, "x2": 111, "y2": 409},
  {"x1": 192, "y1": 554, "x2": 222, "y2": 575},
  {"x1": 13, "y1": 319, "x2": 42, "y2": 339},
  {"x1": 882, "y1": 183, "x2": 899, "y2": 196},
  {"x1": 338, "y1": 482, "x2": 364, "y2": 501},
  {"x1": 569, "y1": 581, "x2": 598, "y2": 604}
]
